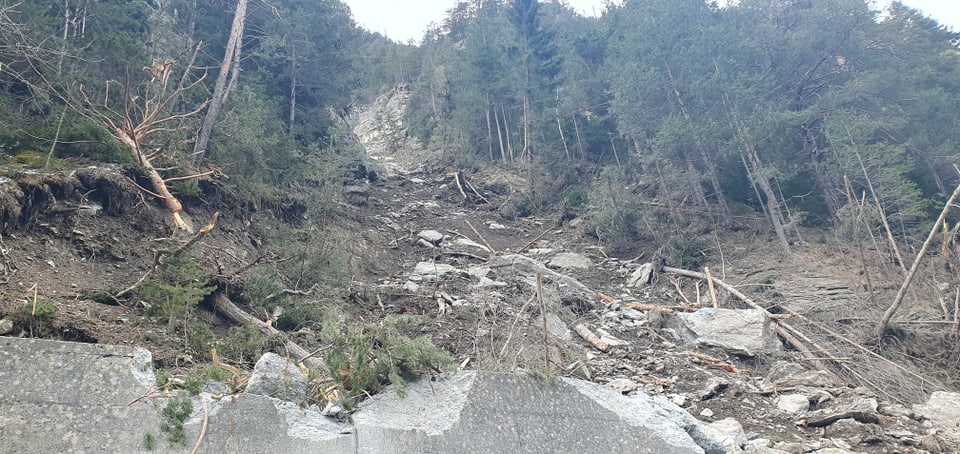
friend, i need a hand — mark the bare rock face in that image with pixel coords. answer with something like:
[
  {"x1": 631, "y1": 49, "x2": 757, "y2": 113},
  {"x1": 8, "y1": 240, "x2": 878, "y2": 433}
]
[{"x1": 246, "y1": 352, "x2": 309, "y2": 403}]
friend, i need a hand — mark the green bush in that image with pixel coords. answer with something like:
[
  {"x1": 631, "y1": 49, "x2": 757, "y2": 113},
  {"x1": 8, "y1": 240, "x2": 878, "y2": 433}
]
[
  {"x1": 325, "y1": 316, "x2": 454, "y2": 400},
  {"x1": 663, "y1": 235, "x2": 704, "y2": 269}
]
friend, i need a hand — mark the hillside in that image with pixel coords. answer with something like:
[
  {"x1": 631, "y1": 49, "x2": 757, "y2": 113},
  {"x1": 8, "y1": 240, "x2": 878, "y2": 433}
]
[{"x1": 1, "y1": 88, "x2": 959, "y2": 453}]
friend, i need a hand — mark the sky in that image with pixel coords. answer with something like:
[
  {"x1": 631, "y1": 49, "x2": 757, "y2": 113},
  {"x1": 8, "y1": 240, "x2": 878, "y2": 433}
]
[{"x1": 341, "y1": 0, "x2": 959, "y2": 44}]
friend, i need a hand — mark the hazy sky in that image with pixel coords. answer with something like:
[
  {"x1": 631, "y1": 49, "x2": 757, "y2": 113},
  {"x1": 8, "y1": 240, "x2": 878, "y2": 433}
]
[{"x1": 341, "y1": 0, "x2": 959, "y2": 43}]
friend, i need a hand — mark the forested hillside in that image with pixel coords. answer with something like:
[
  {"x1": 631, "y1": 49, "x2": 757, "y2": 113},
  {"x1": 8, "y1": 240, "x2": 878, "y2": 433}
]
[
  {"x1": 3, "y1": 1, "x2": 960, "y2": 447},
  {"x1": 3, "y1": 0, "x2": 959, "y2": 247}
]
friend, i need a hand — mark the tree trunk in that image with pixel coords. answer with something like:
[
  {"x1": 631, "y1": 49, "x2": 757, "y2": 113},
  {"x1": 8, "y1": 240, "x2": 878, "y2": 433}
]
[
  {"x1": 288, "y1": 45, "x2": 297, "y2": 136},
  {"x1": 116, "y1": 129, "x2": 191, "y2": 232},
  {"x1": 493, "y1": 103, "x2": 506, "y2": 162},
  {"x1": 193, "y1": 0, "x2": 247, "y2": 167},
  {"x1": 745, "y1": 142, "x2": 791, "y2": 255}
]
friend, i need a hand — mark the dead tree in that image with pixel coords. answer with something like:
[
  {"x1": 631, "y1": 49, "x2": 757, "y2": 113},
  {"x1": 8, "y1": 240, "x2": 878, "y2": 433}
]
[
  {"x1": 193, "y1": 0, "x2": 247, "y2": 167},
  {"x1": 82, "y1": 44, "x2": 210, "y2": 232}
]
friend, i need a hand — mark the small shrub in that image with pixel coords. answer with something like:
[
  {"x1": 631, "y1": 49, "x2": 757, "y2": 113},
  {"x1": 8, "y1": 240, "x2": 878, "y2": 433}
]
[
  {"x1": 9, "y1": 297, "x2": 58, "y2": 337},
  {"x1": 663, "y1": 235, "x2": 704, "y2": 269},
  {"x1": 325, "y1": 317, "x2": 455, "y2": 400},
  {"x1": 159, "y1": 396, "x2": 193, "y2": 446}
]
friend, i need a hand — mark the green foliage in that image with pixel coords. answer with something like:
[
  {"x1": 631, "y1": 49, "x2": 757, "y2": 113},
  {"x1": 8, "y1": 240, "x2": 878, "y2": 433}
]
[
  {"x1": 325, "y1": 316, "x2": 454, "y2": 399},
  {"x1": 159, "y1": 396, "x2": 193, "y2": 446},
  {"x1": 9, "y1": 296, "x2": 58, "y2": 337},
  {"x1": 663, "y1": 235, "x2": 704, "y2": 270},
  {"x1": 143, "y1": 433, "x2": 155, "y2": 451},
  {"x1": 140, "y1": 257, "x2": 214, "y2": 321},
  {"x1": 217, "y1": 324, "x2": 279, "y2": 366}
]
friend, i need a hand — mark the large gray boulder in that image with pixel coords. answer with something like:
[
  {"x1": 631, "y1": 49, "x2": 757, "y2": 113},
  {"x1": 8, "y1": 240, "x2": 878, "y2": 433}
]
[
  {"x1": 245, "y1": 352, "x2": 309, "y2": 403},
  {"x1": 353, "y1": 370, "x2": 725, "y2": 454},
  {"x1": 676, "y1": 308, "x2": 781, "y2": 356},
  {"x1": 0, "y1": 337, "x2": 161, "y2": 453}
]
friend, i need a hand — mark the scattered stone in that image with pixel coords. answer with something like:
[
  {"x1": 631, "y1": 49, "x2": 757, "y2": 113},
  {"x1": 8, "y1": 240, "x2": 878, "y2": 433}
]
[
  {"x1": 410, "y1": 262, "x2": 457, "y2": 282},
  {"x1": 917, "y1": 391, "x2": 960, "y2": 443},
  {"x1": 763, "y1": 361, "x2": 836, "y2": 390},
  {"x1": 699, "y1": 377, "x2": 730, "y2": 401},
  {"x1": 547, "y1": 252, "x2": 594, "y2": 271},
  {"x1": 675, "y1": 308, "x2": 780, "y2": 356},
  {"x1": 627, "y1": 263, "x2": 655, "y2": 287},
  {"x1": 451, "y1": 237, "x2": 489, "y2": 252},
  {"x1": 619, "y1": 306, "x2": 646, "y2": 321},
  {"x1": 669, "y1": 394, "x2": 688, "y2": 407},
  {"x1": 773, "y1": 441, "x2": 805, "y2": 454},
  {"x1": 418, "y1": 230, "x2": 444, "y2": 246},
  {"x1": 0, "y1": 318, "x2": 13, "y2": 335},
  {"x1": 487, "y1": 222, "x2": 506, "y2": 230},
  {"x1": 402, "y1": 281, "x2": 420, "y2": 293},
  {"x1": 595, "y1": 328, "x2": 629, "y2": 347},
  {"x1": 700, "y1": 408, "x2": 715, "y2": 418},
  {"x1": 606, "y1": 378, "x2": 638, "y2": 394},
  {"x1": 776, "y1": 394, "x2": 811, "y2": 414},
  {"x1": 708, "y1": 418, "x2": 747, "y2": 453},
  {"x1": 245, "y1": 352, "x2": 309, "y2": 402},
  {"x1": 545, "y1": 312, "x2": 572, "y2": 342}
]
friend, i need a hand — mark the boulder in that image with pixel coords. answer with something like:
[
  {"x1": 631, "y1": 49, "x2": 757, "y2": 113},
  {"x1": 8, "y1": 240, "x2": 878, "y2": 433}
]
[
  {"x1": 547, "y1": 252, "x2": 594, "y2": 271},
  {"x1": 354, "y1": 371, "x2": 726, "y2": 453},
  {"x1": 246, "y1": 353, "x2": 309, "y2": 403},
  {"x1": 775, "y1": 394, "x2": 811, "y2": 414},
  {"x1": 675, "y1": 308, "x2": 780, "y2": 356},
  {"x1": 917, "y1": 391, "x2": 960, "y2": 442},
  {"x1": 627, "y1": 263, "x2": 655, "y2": 287},
  {"x1": 417, "y1": 230, "x2": 444, "y2": 246},
  {"x1": 410, "y1": 262, "x2": 457, "y2": 282}
]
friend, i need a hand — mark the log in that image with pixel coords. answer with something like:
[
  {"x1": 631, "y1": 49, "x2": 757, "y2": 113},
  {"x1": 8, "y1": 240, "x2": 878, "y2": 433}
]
[
  {"x1": 663, "y1": 266, "x2": 766, "y2": 313},
  {"x1": 574, "y1": 323, "x2": 609, "y2": 352},
  {"x1": 211, "y1": 292, "x2": 326, "y2": 371}
]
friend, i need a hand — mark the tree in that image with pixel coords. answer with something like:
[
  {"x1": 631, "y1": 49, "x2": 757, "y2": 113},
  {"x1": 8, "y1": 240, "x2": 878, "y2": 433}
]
[{"x1": 193, "y1": 0, "x2": 247, "y2": 167}]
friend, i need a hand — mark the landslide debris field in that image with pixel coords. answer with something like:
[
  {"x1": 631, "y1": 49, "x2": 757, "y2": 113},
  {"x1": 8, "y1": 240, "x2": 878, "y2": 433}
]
[{"x1": 2, "y1": 127, "x2": 960, "y2": 454}]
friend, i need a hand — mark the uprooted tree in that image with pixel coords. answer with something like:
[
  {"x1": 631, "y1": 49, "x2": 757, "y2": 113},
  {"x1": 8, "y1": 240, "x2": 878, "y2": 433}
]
[{"x1": 79, "y1": 46, "x2": 211, "y2": 232}]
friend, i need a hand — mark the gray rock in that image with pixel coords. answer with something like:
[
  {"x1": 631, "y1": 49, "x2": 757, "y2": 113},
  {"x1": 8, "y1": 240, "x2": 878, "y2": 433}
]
[
  {"x1": 676, "y1": 308, "x2": 780, "y2": 356},
  {"x1": 354, "y1": 371, "x2": 726, "y2": 453},
  {"x1": 545, "y1": 312, "x2": 572, "y2": 342},
  {"x1": 763, "y1": 361, "x2": 836, "y2": 390},
  {"x1": 628, "y1": 263, "x2": 655, "y2": 287},
  {"x1": 699, "y1": 377, "x2": 730, "y2": 401},
  {"x1": 410, "y1": 261, "x2": 457, "y2": 282},
  {"x1": 246, "y1": 352, "x2": 309, "y2": 403},
  {"x1": 0, "y1": 318, "x2": 13, "y2": 335},
  {"x1": 607, "y1": 378, "x2": 639, "y2": 394},
  {"x1": 708, "y1": 418, "x2": 747, "y2": 453},
  {"x1": 620, "y1": 306, "x2": 646, "y2": 320},
  {"x1": 917, "y1": 391, "x2": 960, "y2": 442},
  {"x1": 417, "y1": 230, "x2": 444, "y2": 246},
  {"x1": 775, "y1": 394, "x2": 811, "y2": 414},
  {"x1": 0, "y1": 337, "x2": 162, "y2": 453},
  {"x1": 548, "y1": 252, "x2": 594, "y2": 271}
]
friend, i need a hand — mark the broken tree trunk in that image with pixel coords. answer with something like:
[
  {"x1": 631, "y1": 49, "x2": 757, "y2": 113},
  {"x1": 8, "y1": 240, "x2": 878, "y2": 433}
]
[
  {"x1": 877, "y1": 179, "x2": 960, "y2": 338},
  {"x1": 115, "y1": 129, "x2": 192, "y2": 232},
  {"x1": 211, "y1": 291, "x2": 326, "y2": 371}
]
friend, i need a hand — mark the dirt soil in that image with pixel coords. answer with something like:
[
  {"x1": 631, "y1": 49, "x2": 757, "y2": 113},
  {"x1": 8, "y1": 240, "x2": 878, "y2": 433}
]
[{"x1": 1, "y1": 141, "x2": 959, "y2": 453}]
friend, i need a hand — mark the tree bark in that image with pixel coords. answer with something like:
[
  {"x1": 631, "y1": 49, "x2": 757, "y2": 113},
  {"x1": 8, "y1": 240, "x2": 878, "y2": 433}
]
[
  {"x1": 193, "y1": 0, "x2": 247, "y2": 167},
  {"x1": 116, "y1": 129, "x2": 190, "y2": 231},
  {"x1": 211, "y1": 291, "x2": 327, "y2": 371}
]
